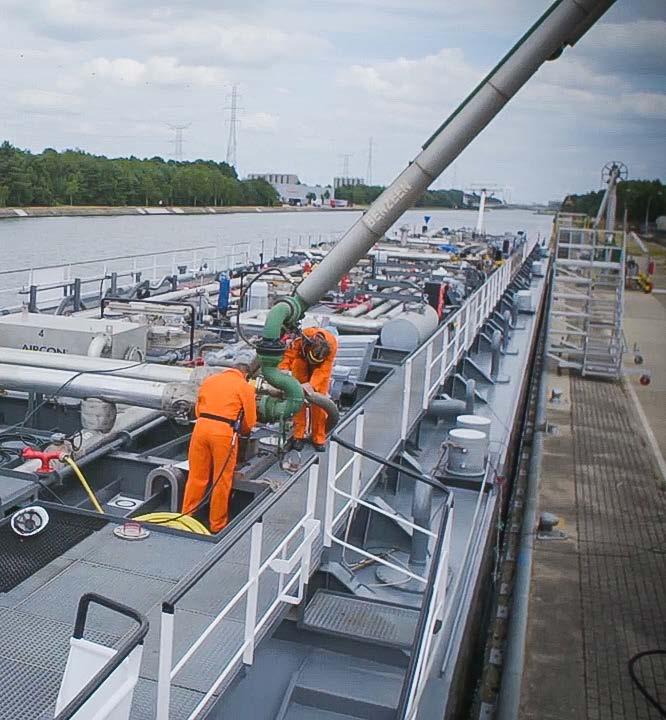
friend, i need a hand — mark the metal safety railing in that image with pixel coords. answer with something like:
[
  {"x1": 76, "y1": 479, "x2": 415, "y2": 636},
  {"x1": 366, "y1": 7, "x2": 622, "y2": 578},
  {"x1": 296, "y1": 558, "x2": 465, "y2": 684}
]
[
  {"x1": 147, "y1": 232, "x2": 537, "y2": 720},
  {"x1": 397, "y1": 500, "x2": 454, "y2": 720},
  {"x1": 326, "y1": 419, "x2": 453, "y2": 584},
  {"x1": 318, "y1": 234, "x2": 538, "y2": 716},
  {"x1": 155, "y1": 463, "x2": 320, "y2": 720},
  {"x1": 0, "y1": 233, "x2": 346, "y2": 313},
  {"x1": 325, "y1": 425, "x2": 456, "y2": 719},
  {"x1": 323, "y1": 235, "x2": 538, "y2": 561},
  {"x1": 0, "y1": 245, "x2": 223, "y2": 313}
]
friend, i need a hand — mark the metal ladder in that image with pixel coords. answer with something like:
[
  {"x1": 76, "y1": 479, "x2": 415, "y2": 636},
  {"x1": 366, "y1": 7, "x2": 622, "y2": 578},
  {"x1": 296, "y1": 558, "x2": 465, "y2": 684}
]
[{"x1": 548, "y1": 222, "x2": 625, "y2": 379}]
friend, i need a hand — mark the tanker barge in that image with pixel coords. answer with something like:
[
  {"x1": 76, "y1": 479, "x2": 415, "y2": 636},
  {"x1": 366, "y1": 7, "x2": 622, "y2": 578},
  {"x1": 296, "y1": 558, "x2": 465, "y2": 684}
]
[{"x1": 0, "y1": 2, "x2": 615, "y2": 719}]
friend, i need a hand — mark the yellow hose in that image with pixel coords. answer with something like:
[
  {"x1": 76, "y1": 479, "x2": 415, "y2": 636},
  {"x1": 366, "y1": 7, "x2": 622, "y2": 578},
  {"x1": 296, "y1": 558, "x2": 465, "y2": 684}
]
[
  {"x1": 62, "y1": 455, "x2": 105, "y2": 514},
  {"x1": 134, "y1": 512, "x2": 211, "y2": 535},
  {"x1": 62, "y1": 456, "x2": 209, "y2": 534}
]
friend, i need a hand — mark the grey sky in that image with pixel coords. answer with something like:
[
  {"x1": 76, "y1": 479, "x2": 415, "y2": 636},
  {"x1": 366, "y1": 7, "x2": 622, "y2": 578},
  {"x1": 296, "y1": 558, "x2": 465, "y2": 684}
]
[{"x1": 0, "y1": 0, "x2": 663, "y2": 203}]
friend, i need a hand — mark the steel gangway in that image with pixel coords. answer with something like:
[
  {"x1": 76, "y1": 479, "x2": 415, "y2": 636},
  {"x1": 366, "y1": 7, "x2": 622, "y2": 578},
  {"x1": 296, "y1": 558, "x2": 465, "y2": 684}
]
[{"x1": 548, "y1": 222, "x2": 625, "y2": 379}]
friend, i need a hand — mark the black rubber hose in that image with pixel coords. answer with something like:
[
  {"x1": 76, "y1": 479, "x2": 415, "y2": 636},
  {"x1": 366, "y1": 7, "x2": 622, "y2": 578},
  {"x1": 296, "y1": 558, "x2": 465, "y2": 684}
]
[
  {"x1": 331, "y1": 431, "x2": 450, "y2": 494},
  {"x1": 628, "y1": 649, "x2": 666, "y2": 717}
]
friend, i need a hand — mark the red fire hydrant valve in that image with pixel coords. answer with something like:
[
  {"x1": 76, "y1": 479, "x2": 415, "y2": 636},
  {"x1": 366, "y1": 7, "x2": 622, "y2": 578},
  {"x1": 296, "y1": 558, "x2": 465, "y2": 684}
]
[{"x1": 21, "y1": 448, "x2": 64, "y2": 474}]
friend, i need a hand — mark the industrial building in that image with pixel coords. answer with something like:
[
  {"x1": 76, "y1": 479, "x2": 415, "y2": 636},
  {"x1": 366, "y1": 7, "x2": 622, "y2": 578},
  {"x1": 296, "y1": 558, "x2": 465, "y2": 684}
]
[{"x1": 247, "y1": 173, "x2": 334, "y2": 206}]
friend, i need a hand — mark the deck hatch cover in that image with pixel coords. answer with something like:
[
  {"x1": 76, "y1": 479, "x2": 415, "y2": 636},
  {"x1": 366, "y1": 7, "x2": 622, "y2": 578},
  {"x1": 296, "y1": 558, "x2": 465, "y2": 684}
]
[{"x1": 0, "y1": 509, "x2": 107, "y2": 592}]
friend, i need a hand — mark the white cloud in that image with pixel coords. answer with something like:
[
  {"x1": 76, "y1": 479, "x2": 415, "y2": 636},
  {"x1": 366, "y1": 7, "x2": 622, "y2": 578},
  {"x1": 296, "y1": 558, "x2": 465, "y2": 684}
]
[
  {"x1": 86, "y1": 56, "x2": 225, "y2": 87},
  {"x1": 149, "y1": 20, "x2": 329, "y2": 66},
  {"x1": 244, "y1": 112, "x2": 279, "y2": 132},
  {"x1": 588, "y1": 19, "x2": 666, "y2": 56},
  {"x1": 578, "y1": 19, "x2": 666, "y2": 75},
  {"x1": 6, "y1": 0, "x2": 140, "y2": 40},
  {"x1": 16, "y1": 89, "x2": 82, "y2": 114},
  {"x1": 619, "y1": 92, "x2": 666, "y2": 120},
  {"x1": 340, "y1": 48, "x2": 481, "y2": 116},
  {"x1": 340, "y1": 41, "x2": 666, "y2": 130},
  {"x1": 0, "y1": 0, "x2": 662, "y2": 201},
  {"x1": 520, "y1": 61, "x2": 666, "y2": 121}
]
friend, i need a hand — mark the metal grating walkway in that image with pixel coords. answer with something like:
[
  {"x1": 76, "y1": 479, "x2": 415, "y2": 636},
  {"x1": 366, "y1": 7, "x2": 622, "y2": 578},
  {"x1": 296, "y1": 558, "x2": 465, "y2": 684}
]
[
  {"x1": 0, "y1": 510, "x2": 106, "y2": 592},
  {"x1": 571, "y1": 376, "x2": 666, "y2": 719},
  {"x1": 300, "y1": 590, "x2": 419, "y2": 649}
]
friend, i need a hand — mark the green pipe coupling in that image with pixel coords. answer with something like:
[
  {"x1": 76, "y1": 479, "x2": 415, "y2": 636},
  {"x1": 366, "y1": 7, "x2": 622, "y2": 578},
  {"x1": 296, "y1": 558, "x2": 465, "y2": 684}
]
[
  {"x1": 261, "y1": 296, "x2": 307, "y2": 340},
  {"x1": 257, "y1": 363, "x2": 304, "y2": 422}
]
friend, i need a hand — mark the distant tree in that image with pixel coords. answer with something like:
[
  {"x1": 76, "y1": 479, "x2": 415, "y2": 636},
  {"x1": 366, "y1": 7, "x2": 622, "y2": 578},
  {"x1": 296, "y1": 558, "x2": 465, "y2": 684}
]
[
  {"x1": 334, "y1": 183, "x2": 464, "y2": 208},
  {"x1": 0, "y1": 141, "x2": 278, "y2": 208},
  {"x1": 65, "y1": 174, "x2": 81, "y2": 206},
  {"x1": 564, "y1": 179, "x2": 665, "y2": 225}
]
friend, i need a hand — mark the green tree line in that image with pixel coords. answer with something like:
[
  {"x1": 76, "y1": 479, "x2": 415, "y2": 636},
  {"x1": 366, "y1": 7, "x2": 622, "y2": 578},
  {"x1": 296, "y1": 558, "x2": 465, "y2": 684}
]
[
  {"x1": 563, "y1": 179, "x2": 665, "y2": 225},
  {"x1": 0, "y1": 142, "x2": 279, "y2": 208},
  {"x1": 335, "y1": 183, "x2": 464, "y2": 208}
]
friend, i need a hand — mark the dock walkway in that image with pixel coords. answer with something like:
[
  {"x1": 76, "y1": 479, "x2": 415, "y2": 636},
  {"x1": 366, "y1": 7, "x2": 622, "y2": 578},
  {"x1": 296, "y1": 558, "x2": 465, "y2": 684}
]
[{"x1": 520, "y1": 242, "x2": 666, "y2": 719}]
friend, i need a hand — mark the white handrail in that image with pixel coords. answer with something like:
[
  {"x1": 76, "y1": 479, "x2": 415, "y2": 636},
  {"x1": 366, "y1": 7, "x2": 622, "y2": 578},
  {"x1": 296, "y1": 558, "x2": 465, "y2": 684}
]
[
  {"x1": 403, "y1": 509, "x2": 454, "y2": 719},
  {"x1": 330, "y1": 486, "x2": 437, "y2": 540},
  {"x1": 155, "y1": 464, "x2": 320, "y2": 720}
]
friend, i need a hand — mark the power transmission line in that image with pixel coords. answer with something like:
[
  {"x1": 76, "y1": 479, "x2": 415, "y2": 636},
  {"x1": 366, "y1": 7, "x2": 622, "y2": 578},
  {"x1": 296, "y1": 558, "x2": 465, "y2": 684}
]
[
  {"x1": 168, "y1": 123, "x2": 190, "y2": 161},
  {"x1": 225, "y1": 85, "x2": 242, "y2": 170},
  {"x1": 338, "y1": 153, "x2": 352, "y2": 177}
]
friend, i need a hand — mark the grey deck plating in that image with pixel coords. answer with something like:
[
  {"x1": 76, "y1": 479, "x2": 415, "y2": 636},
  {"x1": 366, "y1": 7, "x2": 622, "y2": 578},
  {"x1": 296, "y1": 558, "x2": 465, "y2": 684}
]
[{"x1": 0, "y1": 253, "x2": 546, "y2": 720}]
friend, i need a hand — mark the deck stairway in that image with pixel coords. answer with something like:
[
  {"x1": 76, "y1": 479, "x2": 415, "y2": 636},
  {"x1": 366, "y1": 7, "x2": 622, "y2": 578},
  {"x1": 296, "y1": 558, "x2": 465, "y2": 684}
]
[
  {"x1": 275, "y1": 649, "x2": 404, "y2": 720},
  {"x1": 299, "y1": 589, "x2": 419, "y2": 650},
  {"x1": 548, "y1": 223, "x2": 625, "y2": 379}
]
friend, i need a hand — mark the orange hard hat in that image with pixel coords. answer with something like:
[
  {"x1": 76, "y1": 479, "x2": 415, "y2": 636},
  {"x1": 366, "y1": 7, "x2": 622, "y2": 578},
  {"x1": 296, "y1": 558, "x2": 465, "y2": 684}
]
[{"x1": 301, "y1": 331, "x2": 331, "y2": 365}]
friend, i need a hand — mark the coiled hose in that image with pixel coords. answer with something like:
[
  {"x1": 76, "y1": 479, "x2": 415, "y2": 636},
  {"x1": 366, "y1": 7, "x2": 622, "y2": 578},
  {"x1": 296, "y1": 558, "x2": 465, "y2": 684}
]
[
  {"x1": 62, "y1": 455, "x2": 210, "y2": 534},
  {"x1": 133, "y1": 512, "x2": 210, "y2": 535}
]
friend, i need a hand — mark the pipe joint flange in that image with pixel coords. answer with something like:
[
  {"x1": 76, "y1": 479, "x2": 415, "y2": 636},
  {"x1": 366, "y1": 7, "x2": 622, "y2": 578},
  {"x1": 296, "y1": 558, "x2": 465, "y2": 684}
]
[
  {"x1": 161, "y1": 382, "x2": 196, "y2": 420},
  {"x1": 256, "y1": 338, "x2": 287, "y2": 358}
]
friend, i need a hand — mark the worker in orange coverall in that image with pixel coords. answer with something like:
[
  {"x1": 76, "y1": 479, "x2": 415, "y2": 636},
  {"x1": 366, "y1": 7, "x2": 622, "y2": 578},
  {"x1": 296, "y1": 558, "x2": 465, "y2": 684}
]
[
  {"x1": 279, "y1": 327, "x2": 338, "y2": 452},
  {"x1": 182, "y1": 349, "x2": 257, "y2": 533}
]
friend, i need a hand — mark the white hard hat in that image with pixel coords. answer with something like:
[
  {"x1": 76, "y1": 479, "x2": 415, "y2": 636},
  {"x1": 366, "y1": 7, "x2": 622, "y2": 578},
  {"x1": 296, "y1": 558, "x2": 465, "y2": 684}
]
[
  {"x1": 234, "y1": 348, "x2": 258, "y2": 370},
  {"x1": 11, "y1": 506, "x2": 50, "y2": 537}
]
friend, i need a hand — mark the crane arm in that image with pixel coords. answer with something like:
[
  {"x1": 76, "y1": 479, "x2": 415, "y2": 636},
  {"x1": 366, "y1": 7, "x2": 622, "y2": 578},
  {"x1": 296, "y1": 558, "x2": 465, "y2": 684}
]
[{"x1": 257, "y1": 0, "x2": 617, "y2": 422}]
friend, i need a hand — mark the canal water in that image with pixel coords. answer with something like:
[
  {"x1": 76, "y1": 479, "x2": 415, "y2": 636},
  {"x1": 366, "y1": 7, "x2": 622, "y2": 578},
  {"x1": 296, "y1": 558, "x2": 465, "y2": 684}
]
[{"x1": 0, "y1": 208, "x2": 553, "y2": 272}]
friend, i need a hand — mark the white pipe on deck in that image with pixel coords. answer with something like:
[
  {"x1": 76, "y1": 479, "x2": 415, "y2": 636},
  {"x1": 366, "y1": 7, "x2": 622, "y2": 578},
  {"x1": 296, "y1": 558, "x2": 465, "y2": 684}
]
[
  {"x1": 0, "y1": 347, "x2": 193, "y2": 384},
  {"x1": 0, "y1": 363, "x2": 173, "y2": 410}
]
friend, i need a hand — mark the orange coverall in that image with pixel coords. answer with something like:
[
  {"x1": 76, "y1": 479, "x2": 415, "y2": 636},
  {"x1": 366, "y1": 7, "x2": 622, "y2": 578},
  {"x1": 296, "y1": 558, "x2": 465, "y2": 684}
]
[
  {"x1": 182, "y1": 368, "x2": 256, "y2": 532},
  {"x1": 278, "y1": 327, "x2": 338, "y2": 445}
]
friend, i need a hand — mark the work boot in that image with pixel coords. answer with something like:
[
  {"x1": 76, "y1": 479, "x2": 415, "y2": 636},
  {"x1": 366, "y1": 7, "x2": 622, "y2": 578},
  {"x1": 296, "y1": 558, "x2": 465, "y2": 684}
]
[
  {"x1": 291, "y1": 438, "x2": 305, "y2": 451},
  {"x1": 312, "y1": 443, "x2": 326, "y2": 453}
]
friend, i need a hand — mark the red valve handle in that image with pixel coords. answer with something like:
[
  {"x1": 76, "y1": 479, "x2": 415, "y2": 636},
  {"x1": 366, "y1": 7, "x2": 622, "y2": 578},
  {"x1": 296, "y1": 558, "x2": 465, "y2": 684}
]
[{"x1": 21, "y1": 448, "x2": 64, "y2": 473}]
